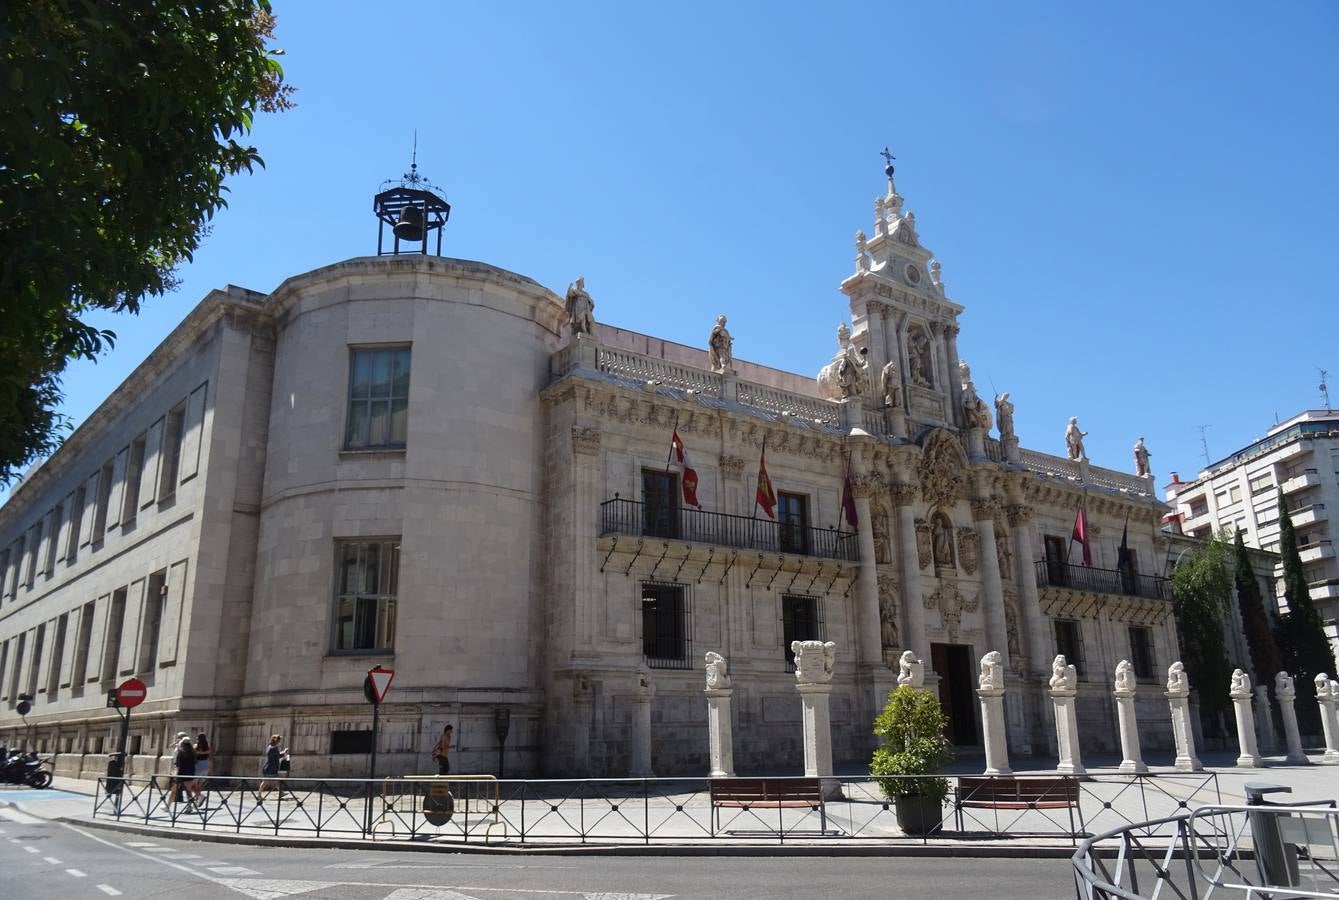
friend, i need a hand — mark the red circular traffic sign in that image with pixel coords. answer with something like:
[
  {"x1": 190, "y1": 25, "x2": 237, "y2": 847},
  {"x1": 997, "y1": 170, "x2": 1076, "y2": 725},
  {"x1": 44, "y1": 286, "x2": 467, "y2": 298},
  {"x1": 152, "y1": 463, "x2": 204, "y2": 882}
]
[{"x1": 114, "y1": 677, "x2": 148, "y2": 709}]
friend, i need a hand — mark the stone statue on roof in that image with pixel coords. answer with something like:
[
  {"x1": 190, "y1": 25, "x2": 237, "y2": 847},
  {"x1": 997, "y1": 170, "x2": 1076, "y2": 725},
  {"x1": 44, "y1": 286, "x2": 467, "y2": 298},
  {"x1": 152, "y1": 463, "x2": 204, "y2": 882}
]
[{"x1": 564, "y1": 276, "x2": 596, "y2": 338}]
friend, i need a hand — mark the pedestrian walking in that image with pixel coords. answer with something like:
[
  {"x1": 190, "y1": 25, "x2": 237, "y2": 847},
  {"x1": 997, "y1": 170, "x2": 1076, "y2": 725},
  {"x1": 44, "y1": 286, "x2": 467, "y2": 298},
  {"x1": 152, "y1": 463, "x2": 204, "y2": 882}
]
[
  {"x1": 189, "y1": 732, "x2": 211, "y2": 804},
  {"x1": 171, "y1": 735, "x2": 196, "y2": 810},
  {"x1": 257, "y1": 734, "x2": 285, "y2": 801},
  {"x1": 431, "y1": 724, "x2": 453, "y2": 776}
]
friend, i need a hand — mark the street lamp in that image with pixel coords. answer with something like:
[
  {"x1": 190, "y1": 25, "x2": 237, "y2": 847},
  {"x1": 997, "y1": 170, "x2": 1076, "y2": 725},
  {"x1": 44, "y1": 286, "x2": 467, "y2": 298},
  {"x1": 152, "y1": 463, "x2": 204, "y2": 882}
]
[{"x1": 493, "y1": 708, "x2": 511, "y2": 778}]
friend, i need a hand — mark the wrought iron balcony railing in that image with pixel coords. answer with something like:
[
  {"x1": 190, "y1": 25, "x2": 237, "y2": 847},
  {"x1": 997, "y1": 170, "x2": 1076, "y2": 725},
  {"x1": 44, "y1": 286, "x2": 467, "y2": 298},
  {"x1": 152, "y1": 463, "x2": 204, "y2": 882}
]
[
  {"x1": 1034, "y1": 559, "x2": 1172, "y2": 602},
  {"x1": 601, "y1": 497, "x2": 859, "y2": 562}
]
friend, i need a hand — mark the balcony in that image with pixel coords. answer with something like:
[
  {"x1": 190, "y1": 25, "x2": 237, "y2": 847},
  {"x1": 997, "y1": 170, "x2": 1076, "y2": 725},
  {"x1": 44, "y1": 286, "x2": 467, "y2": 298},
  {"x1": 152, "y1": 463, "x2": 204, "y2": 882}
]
[
  {"x1": 1281, "y1": 468, "x2": 1321, "y2": 494},
  {"x1": 600, "y1": 497, "x2": 859, "y2": 562},
  {"x1": 1309, "y1": 579, "x2": 1339, "y2": 601},
  {"x1": 1299, "y1": 540, "x2": 1335, "y2": 564},
  {"x1": 1290, "y1": 503, "x2": 1328, "y2": 527},
  {"x1": 1034, "y1": 559, "x2": 1173, "y2": 602}
]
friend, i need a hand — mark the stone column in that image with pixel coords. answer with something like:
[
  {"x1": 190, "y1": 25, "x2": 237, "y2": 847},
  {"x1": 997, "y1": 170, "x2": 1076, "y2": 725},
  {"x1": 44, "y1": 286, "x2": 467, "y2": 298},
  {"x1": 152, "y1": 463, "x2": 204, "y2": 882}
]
[
  {"x1": 849, "y1": 458, "x2": 885, "y2": 671},
  {"x1": 972, "y1": 498, "x2": 1010, "y2": 672},
  {"x1": 703, "y1": 652, "x2": 735, "y2": 778},
  {"x1": 1050, "y1": 686, "x2": 1086, "y2": 775},
  {"x1": 792, "y1": 641, "x2": 839, "y2": 796},
  {"x1": 977, "y1": 655, "x2": 1012, "y2": 775},
  {"x1": 942, "y1": 323, "x2": 964, "y2": 428},
  {"x1": 572, "y1": 675, "x2": 593, "y2": 776},
  {"x1": 1006, "y1": 503, "x2": 1049, "y2": 677},
  {"x1": 1112, "y1": 664, "x2": 1147, "y2": 774},
  {"x1": 1166, "y1": 663, "x2": 1203, "y2": 772},
  {"x1": 571, "y1": 427, "x2": 603, "y2": 652},
  {"x1": 1252, "y1": 684, "x2": 1280, "y2": 754},
  {"x1": 1316, "y1": 675, "x2": 1339, "y2": 765},
  {"x1": 1229, "y1": 670, "x2": 1262, "y2": 768},
  {"x1": 629, "y1": 668, "x2": 656, "y2": 777},
  {"x1": 1273, "y1": 672, "x2": 1308, "y2": 766},
  {"x1": 891, "y1": 480, "x2": 930, "y2": 666}
]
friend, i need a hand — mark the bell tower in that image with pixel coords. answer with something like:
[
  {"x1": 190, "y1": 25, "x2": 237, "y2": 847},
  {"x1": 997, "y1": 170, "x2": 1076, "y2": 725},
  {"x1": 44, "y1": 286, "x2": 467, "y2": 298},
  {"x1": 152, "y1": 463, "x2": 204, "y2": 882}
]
[{"x1": 373, "y1": 144, "x2": 451, "y2": 256}]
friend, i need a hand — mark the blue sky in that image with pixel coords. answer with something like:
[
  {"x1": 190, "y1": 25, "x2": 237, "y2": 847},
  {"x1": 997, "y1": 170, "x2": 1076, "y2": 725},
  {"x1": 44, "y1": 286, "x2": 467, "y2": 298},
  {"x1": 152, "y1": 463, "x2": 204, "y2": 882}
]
[{"x1": 6, "y1": 1, "x2": 1338, "y2": 505}]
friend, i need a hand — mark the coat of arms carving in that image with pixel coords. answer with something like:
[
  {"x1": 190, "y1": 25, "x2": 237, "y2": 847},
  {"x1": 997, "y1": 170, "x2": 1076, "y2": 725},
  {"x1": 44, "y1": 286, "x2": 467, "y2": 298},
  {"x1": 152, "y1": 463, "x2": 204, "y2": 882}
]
[
  {"x1": 917, "y1": 429, "x2": 968, "y2": 509},
  {"x1": 923, "y1": 579, "x2": 979, "y2": 643},
  {"x1": 913, "y1": 518, "x2": 932, "y2": 570},
  {"x1": 956, "y1": 527, "x2": 980, "y2": 575}
]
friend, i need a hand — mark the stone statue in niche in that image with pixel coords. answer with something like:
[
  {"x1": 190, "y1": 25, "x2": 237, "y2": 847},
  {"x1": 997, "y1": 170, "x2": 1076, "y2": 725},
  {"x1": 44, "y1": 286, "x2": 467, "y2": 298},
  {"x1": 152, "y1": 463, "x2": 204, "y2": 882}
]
[
  {"x1": 914, "y1": 518, "x2": 932, "y2": 569},
  {"x1": 564, "y1": 276, "x2": 596, "y2": 337},
  {"x1": 994, "y1": 392, "x2": 1015, "y2": 442},
  {"x1": 792, "y1": 640, "x2": 836, "y2": 685},
  {"x1": 1133, "y1": 436, "x2": 1152, "y2": 477},
  {"x1": 1114, "y1": 659, "x2": 1135, "y2": 694},
  {"x1": 956, "y1": 527, "x2": 980, "y2": 575},
  {"x1": 1275, "y1": 671, "x2": 1295, "y2": 700},
  {"x1": 872, "y1": 501, "x2": 891, "y2": 565},
  {"x1": 978, "y1": 651, "x2": 1004, "y2": 692},
  {"x1": 704, "y1": 651, "x2": 731, "y2": 691},
  {"x1": 880, "y1": 359, "x2": 901, "y2": 409},
  {"x1": 907, "y1": 327, "x2": 933, "y2": 388},
  {"x1": 1229, "y1": 668, "x2": 1250, "y2": 698},
  {"x1": 898, "y1": 650, "x2": 925, "y2": 688},
  {"x1": 929, "y1": 259, "x2": 942, "y2": 288},
  {"x1": 932, "y1": 514, "x2": 955, "y2": 568},
  {"x1": 879, "y1": 587, "x2": 900, "y2": 667},
  {"x1": 1167, "y1": 661, "x2": 1190, "y2": 697},
  {"x1": 1050, "y1": 655, "x2": 1078, "y2": 692},
  {"x1": 1065, "y1": 417, "x2": 1088, "y2": 461},
  {"x1": 815, "y1": 322, "x2": 870, "y2": 400},
  {"x1": 995, "y1": 526, "x2": 1013, "y2": 580},
  {"x1": 958, "y1": 361, "x2": 992, "y2": 430},
  {"x1": 708, "y1": 315, "x2": 733, "y2": 373},
  {"x1": 1004, "y1": 595, "x2": 1022, "y2": 663}
]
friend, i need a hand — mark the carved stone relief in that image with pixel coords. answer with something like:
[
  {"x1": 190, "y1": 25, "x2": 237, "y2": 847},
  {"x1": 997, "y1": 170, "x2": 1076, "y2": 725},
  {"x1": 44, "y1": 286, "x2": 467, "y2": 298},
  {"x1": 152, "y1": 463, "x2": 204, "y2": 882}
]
[
  {"x1": 917, "y1": 429, "x2": 968, "y2": 509},
  {"x1": 932, "y1": 512, "x2": 955, "y2": 570},
  {"x1": 924, "y1": 579, "x2": 979, "y2": 643},
  {"x1": 571, "y1": 426, "x2": 601, "y2": 455},
  {"x1": 719, "y1": 455, "x2": 745, "y2": 479},
  {"x1": 877, "y1": 573, "x2": 900, "y2": 667},
  {"x1": 914, "y1": 518, "x2": 932, "y2": 570},
  {"x1": 1003, "y1": 590, "x2": 1023, "y2": 665},
  {"x1": 956, "y1": 527, "x2": 980, "y2": 575},
  {"x1": 871, "y1": 500, "x2": 891, "y2": 565},
  {"x1": 994, "y1": 515, "x2": 1012, "y2": 581}
]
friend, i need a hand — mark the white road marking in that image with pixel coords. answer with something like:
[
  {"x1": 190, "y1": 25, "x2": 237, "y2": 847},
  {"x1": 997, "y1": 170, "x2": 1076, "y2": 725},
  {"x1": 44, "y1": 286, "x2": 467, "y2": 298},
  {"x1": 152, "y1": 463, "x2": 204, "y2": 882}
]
[
  {"x1": 124, "y1": 841, "x2": 159, "y2": 847},
  {"x1": 66, "y1": 868, "x2": 87, "y2": 877},
  {"x1": 96, "y1": 886, "x2": 123, "y2": 897},
  {"x1": 380, "y1": 889, "x2": 481, "y2": 900},
  {"x1": 212, "y1": 878, "x2": 337, "y2": 898},
  {"x1": 43, "y1": 855, "x2": 63, "y2": 864},
  {"x1": 58, "y1": 823, "x2": 238, "y2": 889},
  {"x1": 208, "y1": 865, "x2": 261, "y2": 876},
  {"x1": 0, "y1": 807, "x2": 42, "y2": 824}
]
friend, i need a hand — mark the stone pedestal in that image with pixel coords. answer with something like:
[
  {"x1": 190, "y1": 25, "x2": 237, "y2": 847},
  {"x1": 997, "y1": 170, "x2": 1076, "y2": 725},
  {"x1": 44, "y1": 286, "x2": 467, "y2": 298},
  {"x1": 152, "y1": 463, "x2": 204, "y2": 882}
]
[
  {"x1": 1050, "y1": 689, "x2": 1086, "y2": 776},
  {"x1": 629, "y1": 671, "x2": 655, "y2": 778},
  {"x1": 888, "y1": 408, "x2": 908, "y2": 438},
  {"x1": 797, "y1": 683, "x2": 834, "y2": 778},
  {"x1": 1230, "y1": 690, "x2": 1263, "y2": 768},
  {"x1": 705, "y1": 688, "x2": 735, "y2": 778},
  {"x1": 977, "y1": 688, "x2": 1012, "y2": 775},
  {"x1": 1166, "y1": 692, "x2": 1203, "y2": 772},
  {"x1": 1253, "y1": 684, "x2": 1280, "y2": 753},
  {"x1": 964, "y1": 426, "x2": 986, "y2": 462},
  {"x1": 1318, "y1": 694, "x2": 1339, "y2": 765},
  {"x1": 1113, "y1": 690, "x2": 1147, "y2": 774},
  {"x1": 1275, "y1": 681, "x2": 1308, "y2": 766},
  {"x1": 719, "y1": 371, "x2": 739, "y2": 404},
  {"x1": 1001, "y1": 435, "x2": 1020, "y2": 464},
  {"x1": 839, "y1": 398, "x2": 862, "y2": 430},
  {"x1": 574, "y1": 332, "x2": 598, "y2": 370}
]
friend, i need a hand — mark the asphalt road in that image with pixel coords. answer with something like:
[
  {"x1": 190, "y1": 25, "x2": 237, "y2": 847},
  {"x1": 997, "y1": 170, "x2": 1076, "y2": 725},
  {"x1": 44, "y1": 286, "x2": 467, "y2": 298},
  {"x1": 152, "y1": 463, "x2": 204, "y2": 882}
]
[{"x1": 0, "y1": 807, "x2": 1079, "y2": 899}]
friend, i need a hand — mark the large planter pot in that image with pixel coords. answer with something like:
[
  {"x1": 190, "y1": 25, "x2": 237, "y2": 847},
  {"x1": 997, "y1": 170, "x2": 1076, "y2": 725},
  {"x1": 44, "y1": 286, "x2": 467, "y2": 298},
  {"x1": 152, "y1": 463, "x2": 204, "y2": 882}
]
[{"x1": 894, "y1": 793, "x2": 944, "y2": 835}]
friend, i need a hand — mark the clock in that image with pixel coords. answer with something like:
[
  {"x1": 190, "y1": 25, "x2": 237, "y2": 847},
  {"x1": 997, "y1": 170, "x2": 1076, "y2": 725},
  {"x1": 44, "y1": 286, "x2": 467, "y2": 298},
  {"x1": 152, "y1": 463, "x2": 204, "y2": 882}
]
[{"x1": 905, "y1": 264, "x2": 922, "y2": 285}]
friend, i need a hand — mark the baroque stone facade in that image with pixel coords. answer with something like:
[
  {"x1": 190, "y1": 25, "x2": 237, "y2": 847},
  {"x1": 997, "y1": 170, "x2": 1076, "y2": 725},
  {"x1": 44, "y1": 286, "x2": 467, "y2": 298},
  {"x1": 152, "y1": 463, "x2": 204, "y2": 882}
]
[{"x1": 0, "y1": 171, "x2": 1178, "y2": 778}]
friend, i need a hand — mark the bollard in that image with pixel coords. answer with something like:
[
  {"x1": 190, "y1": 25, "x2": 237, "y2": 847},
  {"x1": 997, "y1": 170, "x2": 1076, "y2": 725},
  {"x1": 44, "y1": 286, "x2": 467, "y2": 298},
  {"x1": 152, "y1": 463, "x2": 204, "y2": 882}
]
[{"x1": 1244, "y1": 783, "x2": 1300, "y2": 888}]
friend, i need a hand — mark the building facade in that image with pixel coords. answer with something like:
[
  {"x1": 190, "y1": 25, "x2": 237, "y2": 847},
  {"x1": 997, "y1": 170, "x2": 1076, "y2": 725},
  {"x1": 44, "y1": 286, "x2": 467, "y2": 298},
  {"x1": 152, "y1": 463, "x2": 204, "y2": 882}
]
[
  {"x1": 1166, "y1": 409, "x2": 1339, "y2": 660},
  {"x1": 0, "y1": 171, "x2": 1179, "y2": 778}
]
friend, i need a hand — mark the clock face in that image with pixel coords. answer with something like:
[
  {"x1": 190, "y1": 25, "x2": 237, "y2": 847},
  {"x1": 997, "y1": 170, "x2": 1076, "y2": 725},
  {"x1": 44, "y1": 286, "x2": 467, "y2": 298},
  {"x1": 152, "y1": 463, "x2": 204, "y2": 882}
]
[{"x1": 905, "y1": 264, "x2": 922, "y2": 285}]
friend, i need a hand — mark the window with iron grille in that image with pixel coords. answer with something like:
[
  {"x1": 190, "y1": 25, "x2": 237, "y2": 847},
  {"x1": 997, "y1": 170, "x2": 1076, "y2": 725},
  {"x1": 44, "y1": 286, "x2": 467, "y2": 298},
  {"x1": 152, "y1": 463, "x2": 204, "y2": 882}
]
[
  {"x1": 1053, "y1": 619, "x2": 1085, "y2": 679},
  {"x1": 1128, "y1": 626, "x2": 1155, "y2": 680},
  {"x1": 345, "y1": 346, "x2": 412, "y2": 449},
  {"x1": 333, "y1": 540, "x2": 400, "y2": 652},
  {"x1": 642, "y1": 581, "x2": 690, "y2": 668},
  {"x1": 782, "y1": 594, "x2": 824, "y2": 670}
]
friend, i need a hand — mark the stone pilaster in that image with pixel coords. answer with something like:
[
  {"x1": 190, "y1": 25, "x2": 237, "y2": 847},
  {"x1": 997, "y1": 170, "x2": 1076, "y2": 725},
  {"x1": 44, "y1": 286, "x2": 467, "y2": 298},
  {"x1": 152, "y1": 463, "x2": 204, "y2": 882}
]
[
  {"x1": 1230, "y1": 685, "x2": 1262, "y2": 767},
  {"x1": 944, "y1": 323, "x2": 963, "y2": 428},
  {"x1": 792, "y1": 641, "x2": 839, "y2": 798},
  {"x1": 890, "y1": 480, "x2": 930, "y2": 667},
  {"x1": 1167, "y1": 686, "x2": 1203, "y2": 772},
  {"x1": 629, "y1": 669, "x2": 655, "y2": 777},
  {"x1": 972, "y1": 497, "x2": 1010, "y2": 672},
  {"x1": 1006, "y1": 503, "x2": 1049, "y2": 677},
  {"x1": 1316, "y1": 684, "x2": 1339, "y2": 764},
  {"x1": 705, "y1": 688, "x2": 735, "y2": 778},
  {"x1": 572, "y1": 426, "x2": 602, "y2": 652},
  {"x1": 1113, "y1": 688, "x2": 1147, "y2": 774},
  {"x1": 977, "y1": 687, "x2": 1012, "y2": 775},
  {"x1": 850, "y1": 460, "x2": 885, "y2": 671},
  {"x1": 1274, "y1": 676, "x2": 1308, "y2": 766},
  {"x1": 1050, "y1": 687, "x2": 1086, "y2": 775}
]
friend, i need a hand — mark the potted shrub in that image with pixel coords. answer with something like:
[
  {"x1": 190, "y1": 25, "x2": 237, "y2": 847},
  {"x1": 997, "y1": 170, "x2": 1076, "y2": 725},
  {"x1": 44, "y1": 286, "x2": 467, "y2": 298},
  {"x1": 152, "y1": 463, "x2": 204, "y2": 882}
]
[{"x1": 870, "y1": 685, "x2": 953, "y2": 835}]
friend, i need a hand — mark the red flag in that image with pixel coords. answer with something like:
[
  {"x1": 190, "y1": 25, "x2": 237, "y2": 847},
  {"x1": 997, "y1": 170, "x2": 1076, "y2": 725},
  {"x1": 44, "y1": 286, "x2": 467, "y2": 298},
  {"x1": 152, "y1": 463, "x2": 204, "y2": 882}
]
[
  {"x1": 670, "y1": 429, "x2": 700, "y2": 508},
  {"x1": 755, "y1": 446, "x2": 776, "y2": 519},
  {"x1": 1071, "y1": 505, "x2": 1092, "y2": 566},
  {"x1": 840, "y1": 458, "x2": 859, "y2": 530}
]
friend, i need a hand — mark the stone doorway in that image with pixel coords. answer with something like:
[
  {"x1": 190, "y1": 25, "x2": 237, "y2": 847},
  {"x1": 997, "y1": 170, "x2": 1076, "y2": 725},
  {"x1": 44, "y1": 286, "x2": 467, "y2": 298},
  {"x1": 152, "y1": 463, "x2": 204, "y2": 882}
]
[{"x1": 931, "y1": 642, "x2": 979, "y2": 746}]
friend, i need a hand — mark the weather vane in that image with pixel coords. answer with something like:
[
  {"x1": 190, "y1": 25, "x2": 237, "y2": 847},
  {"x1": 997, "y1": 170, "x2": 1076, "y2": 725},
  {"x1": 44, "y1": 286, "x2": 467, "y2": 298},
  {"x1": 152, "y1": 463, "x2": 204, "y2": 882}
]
[{"x1": 880, "y1": 146, "x2": 895, "y2": 176}]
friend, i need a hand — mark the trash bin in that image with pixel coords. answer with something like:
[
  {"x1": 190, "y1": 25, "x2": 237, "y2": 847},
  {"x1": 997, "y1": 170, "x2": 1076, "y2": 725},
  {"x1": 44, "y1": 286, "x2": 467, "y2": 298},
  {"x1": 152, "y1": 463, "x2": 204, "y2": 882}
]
[
  {"x1": 1244, "y1": 782, "x2": 1299, "y2": 888},
  {"x1": 105, "y1": 752, "x2": 125, "y2": 797}
]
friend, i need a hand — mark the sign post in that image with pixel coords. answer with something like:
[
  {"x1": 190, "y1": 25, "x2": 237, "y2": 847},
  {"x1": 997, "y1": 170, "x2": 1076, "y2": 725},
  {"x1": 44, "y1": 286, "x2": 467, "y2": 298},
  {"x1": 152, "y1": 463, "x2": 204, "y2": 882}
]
[
  {"x1": 362, "y1": 665, "x2": 394, "y2": 834},
  {"x1": 105, "y1": 678, "x2": 147, "y2": 802}
]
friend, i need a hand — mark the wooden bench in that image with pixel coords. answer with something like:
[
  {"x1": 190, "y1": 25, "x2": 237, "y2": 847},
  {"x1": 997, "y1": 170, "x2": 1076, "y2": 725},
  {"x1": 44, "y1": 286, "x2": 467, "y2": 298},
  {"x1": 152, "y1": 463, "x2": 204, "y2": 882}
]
[
  {"x1": 709, "y1": 777, "x2": 826, "y2": 834},
  {"x1": 954, "y1": 775, "x2": 1083, "y2": 836}
]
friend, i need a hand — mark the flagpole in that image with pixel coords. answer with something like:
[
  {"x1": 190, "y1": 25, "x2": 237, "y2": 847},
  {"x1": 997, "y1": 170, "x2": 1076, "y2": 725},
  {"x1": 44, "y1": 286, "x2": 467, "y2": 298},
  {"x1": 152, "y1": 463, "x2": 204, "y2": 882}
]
[
  {"x1": 751, "y1": 433, "x2": 765, "y2": 521},
  {"x1": 664, "y1": 409, "x2": 681, "y2": 474}
]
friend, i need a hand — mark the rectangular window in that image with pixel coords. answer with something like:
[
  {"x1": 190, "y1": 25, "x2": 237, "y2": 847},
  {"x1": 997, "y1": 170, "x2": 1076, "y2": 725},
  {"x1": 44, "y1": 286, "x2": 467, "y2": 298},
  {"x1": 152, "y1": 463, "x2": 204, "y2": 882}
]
[
  {"x1": 1044, "y1": 535, "x2": 1069, "y2": 586},
  {"x1": 331, "y1": 730, "x2": 375, "y2": 754},
  {"x1": 1053, "y1": 619, "x2": 1084, "y2": 679},
  {"x1": 138, "y1": 571, "x2": 167, "y2": 673},
  {"x1": 0, "y1": 640, "x2": 9, "y2": 701},
  {"x1": 44, "y1": 504, "x2": 63, "y2": 575},
  {"x1": 122, "y1": 435, "x2": 146, "y2": 524},
  {"x1": 158, "y1": 404, "x2": 187, "y2": 499},
  {"x1": 101, "y1": 589, "x2": 127, "y2": 683},
  {"x1": 12, "y1": 535, "x2": 27, "y2": 594},
  {"x1": 1129, "y1": 626, "x2": 1155, "y2": 680},
  {"x1": 778, "y1": 492, "x2": 810, "y2": 555},
  {"x1": 66, "y1": 486, "x2": 85, "y2": 561},
  {"x1": 71, "y1": 602, "x2": 95, "y2": 686},
  {"x1": 8, "y1": 632, "x2": 26, "y2": 707},
  {"x1": 333, "y1": 540, "x2": 399, "y2": 652},
  {"x1": 0, "y1": 549, "x2": 9, "y2": 601},
  {"x1": 782, "y1": 594, "x2": 824, "y2": 669},
  {"x1": 26, "y1": 624, "x2": 45, "y2": 697},
  {"x1": 23, "y1": 525, "x2": 41, "y2": 587},
  {"x1": 641, "y1": 469, "x2": 678, "y2": 539},
  {"x1": 641, "y1": 581, "x2": 690, "y2": 668},
  {"x1": 91, "y1": 459, "x2": 114, "y2": 542},
  {"x1": 1249, "y1": 473, "x2": 1274, "y2": 495},
  {"x1": 1229, "y1": 485, "x2": 1242, "y2": 503},
  {"x1": 46, "y1": 614, "x2": 68, "y2": 697},
  {"x1": 344, "y1": 346, "x2": 411, "y2": 449},
  {"x1": 1187, "y1": 497, "x2": 1208, "y2": 518}
]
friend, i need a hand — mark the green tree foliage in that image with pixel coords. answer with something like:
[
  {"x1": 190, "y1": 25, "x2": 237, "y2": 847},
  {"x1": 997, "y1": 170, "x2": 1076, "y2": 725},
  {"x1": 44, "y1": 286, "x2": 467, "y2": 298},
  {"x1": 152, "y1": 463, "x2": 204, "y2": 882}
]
[
  {"x1": 1274, "y1": 490, "x2": 1338, "y2": 715},
  {"x1": 0, "y1": 1, "x2": 294, "y2": 484},
  {"x1": 1233, "y1": 530, "x2": 1283, "y2": 688},
  {"x1": 1170, "y1": 536, "x2": 1234, "y2": 713},
  {"x1": 870, "y1": 685, "x2": 952, "y2": 800}
]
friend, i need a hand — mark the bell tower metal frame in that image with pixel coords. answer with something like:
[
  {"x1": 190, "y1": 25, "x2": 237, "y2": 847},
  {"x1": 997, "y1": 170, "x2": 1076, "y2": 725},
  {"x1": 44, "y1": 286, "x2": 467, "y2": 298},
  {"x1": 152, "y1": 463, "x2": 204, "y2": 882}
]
[{"x1": 373, "y1": 185, "x2": 450, "y2": 256}]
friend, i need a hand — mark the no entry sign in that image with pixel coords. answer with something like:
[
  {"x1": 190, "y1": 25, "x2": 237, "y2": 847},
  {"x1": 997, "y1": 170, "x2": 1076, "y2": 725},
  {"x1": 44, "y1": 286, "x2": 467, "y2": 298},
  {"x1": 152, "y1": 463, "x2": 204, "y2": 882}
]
[{"x1": 113, "y1": 678, "x2": 148, "y2": 709}]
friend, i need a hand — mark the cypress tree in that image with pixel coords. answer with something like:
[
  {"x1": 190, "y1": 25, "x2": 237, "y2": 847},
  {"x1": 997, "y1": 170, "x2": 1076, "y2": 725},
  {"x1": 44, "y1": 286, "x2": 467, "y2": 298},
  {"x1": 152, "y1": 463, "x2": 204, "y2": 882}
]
[
  {"x1": 1274, "y1": 489, "x2": 1338, "y2": 728},
  {"x1": 1233, "y1": 530, "x2": 1283, "y2": 687}
]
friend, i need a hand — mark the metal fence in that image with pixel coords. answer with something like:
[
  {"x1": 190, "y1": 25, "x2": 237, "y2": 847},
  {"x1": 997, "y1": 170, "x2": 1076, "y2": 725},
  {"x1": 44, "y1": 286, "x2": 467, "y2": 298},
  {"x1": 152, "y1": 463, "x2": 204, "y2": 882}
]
[
  {"x1": 1073, "y1": 804, "x2": 1339, "y2": 899},
  {"x1": 92, "y1": 771, "x2": 1220, "y2": 846}
]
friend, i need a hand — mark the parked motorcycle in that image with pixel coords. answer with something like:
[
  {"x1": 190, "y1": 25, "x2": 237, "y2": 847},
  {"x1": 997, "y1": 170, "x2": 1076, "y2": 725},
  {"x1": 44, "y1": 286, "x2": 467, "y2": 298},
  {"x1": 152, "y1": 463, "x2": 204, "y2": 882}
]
[{"x1": 0, "y1": 751, "x2": 53, "y2": 789}]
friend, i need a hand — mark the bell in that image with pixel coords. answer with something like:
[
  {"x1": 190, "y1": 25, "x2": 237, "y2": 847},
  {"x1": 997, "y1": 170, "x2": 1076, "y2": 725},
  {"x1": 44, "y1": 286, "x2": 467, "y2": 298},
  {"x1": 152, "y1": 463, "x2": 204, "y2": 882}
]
[{"x1": 393, "y1": 204, "x2": 425, "y2": 242}]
